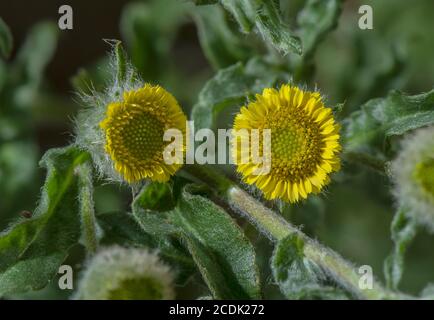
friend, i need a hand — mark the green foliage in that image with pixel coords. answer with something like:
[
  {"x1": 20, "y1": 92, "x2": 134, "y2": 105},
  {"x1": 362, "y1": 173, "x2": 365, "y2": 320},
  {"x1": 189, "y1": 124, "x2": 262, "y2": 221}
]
[
  {"x1": 1, "y1": 0, "x2": 434, "y2": 301},
  {"x1": 384, "y1": 208, "x2": 417, "y2": 290},
  {"x1": 253, "y1": 0, "x2": 302, "y2": 55},
  {"x1": 220, "y1": 0, "x2": 301, "y2": 55},
  {"x1": 132, "y1": 182, "x2": 178, "y2": 237},
  {"x1": 193, "y1": 5, "x2": 250, "y2": 69},
  {"x1": 0, "y1": 21, "x2": 59, "y2": 221},
  {"x1": 172, "y1": 185, "x2": 261, "y2": 299},
  {"x1": 191, "y1": 59, "x2": 290, "y2": 131},
  {"x1": 130, "y1": 181, "x2": 262, "y2": 296},
  {"x1": 297, "y1": 0, "x2": 343, "y2": 61},
  {"x1": 343, "y1": 90, "x2": 434, "y2": 159},
  {"x1": 131, "y1": 182, "x2": 196, "y2": 284},
  {"x1": 98, "y1": 212, "x2": 155, "y2": 248},
  {"x1": 120, "y1": 0, "x2": 187, "y2": 81},
  {"x1": 0, "y1": 146, "x2": 89, "y2": 296},
  {"x1": 272, "y1": 235, "x2": 348, "y2": 300}
]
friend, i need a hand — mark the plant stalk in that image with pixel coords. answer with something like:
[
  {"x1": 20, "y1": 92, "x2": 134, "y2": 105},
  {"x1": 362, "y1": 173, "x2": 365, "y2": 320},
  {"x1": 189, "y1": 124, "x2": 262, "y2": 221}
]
[{"x1": 185, "y1": 164, "x2": 407, "y2": 300}]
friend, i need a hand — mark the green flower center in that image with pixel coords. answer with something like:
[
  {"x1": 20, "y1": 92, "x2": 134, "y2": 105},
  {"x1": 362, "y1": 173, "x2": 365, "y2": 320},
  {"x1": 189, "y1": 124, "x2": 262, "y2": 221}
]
[
  {"x1": 119, "y1": 112, "x2": 164, "y2": 160},
  {"x1": 268, "y1": 109, "x2": 323, "y2": 180},
  {"x1": 413, "y1": 158, "x2": 434, "y2": 200}
]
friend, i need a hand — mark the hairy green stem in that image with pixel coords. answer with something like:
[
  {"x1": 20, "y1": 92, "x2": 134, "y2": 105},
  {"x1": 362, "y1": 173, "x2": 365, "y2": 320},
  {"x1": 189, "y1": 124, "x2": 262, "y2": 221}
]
[
  {"x1": 77, "y1": 161, "x2": 98, "y2": 254},
  {"x1": 185, "y1": 165, "x2": 406, "y2": 299}
]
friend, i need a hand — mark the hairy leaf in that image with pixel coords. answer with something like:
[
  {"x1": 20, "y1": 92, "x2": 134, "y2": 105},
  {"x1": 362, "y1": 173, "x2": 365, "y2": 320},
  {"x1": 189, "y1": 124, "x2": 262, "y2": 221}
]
[
  {"x1": 193, "y1": 5, "x2": 250, "y2": 69},
  {"x1": 220, "y1": 0, "x2": 255, "y2": 33},
  {"x1": 131, "y1": 183, "x2": 195, "y2": 283},
  {"x1": 272, "y1": 234, "x2": 349, "y2": 300},
  {"x1": 0, "y1": 146, "x2": 89, "y2": 296},
  {"x1": 255, "y1": 0, "x2": 302, "y2": 55},
  {"x1": 343, "y1": 89, "x2": 434, "y2": 156},
  {"x1": 219, "y1": 0, "x2": 301, "y2": 55},
  {"x1": 132, "y1": 182, "x2": 177, "y2": 237},
  {"x1": 191, "y1": 59, "x2": 290, "y2": 131},
  {"x1": 98, "y1": 212, "x2": 155, "y2": 248},
  {"x1": 297, "y1": 0, "x2": 343, "y2": 60},
  {"x1": 384, "y1": 208, "x2": 417, "y2": 290},
  {"x1": 172, "y1": 185, "x2": 261, "y2": 299}
]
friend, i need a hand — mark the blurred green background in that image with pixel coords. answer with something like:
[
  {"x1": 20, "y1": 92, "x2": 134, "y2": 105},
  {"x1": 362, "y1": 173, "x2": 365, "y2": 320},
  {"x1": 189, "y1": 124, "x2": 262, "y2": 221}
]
[{"x1": 0, "y1": 0, "x2": 434, "y2": 298}]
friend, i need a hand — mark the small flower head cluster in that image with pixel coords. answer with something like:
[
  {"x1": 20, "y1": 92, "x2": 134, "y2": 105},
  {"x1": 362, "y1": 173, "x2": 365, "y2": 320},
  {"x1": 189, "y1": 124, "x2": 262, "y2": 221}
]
[
  {"x1": 392, "y1": 126, "x2": 434, "y2": 231},
  {"x1": 75, "y1": 246, "x2": 175, "y2": 300}
]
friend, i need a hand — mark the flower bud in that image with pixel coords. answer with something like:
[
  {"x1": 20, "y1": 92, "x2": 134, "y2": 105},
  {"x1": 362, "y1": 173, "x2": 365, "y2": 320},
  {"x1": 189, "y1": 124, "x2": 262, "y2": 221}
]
[
  {"x1": 392, "y1": 126, "x2": 434, "y2": 231},
  {"x1": 75, "y1": 246, "x2": 175, "y2": 300}
]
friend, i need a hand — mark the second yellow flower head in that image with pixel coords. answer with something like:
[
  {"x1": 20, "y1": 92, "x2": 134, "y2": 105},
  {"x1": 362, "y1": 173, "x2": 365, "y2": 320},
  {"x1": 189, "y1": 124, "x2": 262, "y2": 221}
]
[{"x1": 232, "y1": 84, "x2": 341, "y2": 203}]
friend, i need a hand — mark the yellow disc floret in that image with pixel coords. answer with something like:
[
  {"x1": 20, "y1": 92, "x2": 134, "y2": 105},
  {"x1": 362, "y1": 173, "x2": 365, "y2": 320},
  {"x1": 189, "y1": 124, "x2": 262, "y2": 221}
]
[
  {"x1": 100, "y1": 84, "x2": 186, "y2": 183},
  {"x1": 232, "y1": 84, "x2": 341, "y2": 203}
]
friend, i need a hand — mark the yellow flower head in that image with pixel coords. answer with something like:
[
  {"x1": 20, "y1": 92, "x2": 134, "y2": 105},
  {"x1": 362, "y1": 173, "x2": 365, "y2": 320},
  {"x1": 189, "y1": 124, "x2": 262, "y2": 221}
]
[
  {"x1": 232, "y1": 84, "x2": 341, "y2": 203},
  {"x1": 100, "y1": 84, "x2": 186, "y2": 183}
]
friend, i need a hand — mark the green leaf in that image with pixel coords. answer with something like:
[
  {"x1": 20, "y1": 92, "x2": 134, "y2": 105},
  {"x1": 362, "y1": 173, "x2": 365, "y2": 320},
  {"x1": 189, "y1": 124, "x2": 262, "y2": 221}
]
[
  {"x1": 220, "y1": 0, "x2": 301, "y2": 55},
  {"x1": 0, "y1": 17, "x2": 13, "y2": 58},
  {"x1": 132, "y1": 182, "x2": 177, "y2": 237},
  {"x1": 220, "y1": 0, "x2": 255, "y2": 33},
  {"x1": 254, "y1": 0, "x2": 302, "y2": 55},
  {"x1": 114, "y1": 41, "x2": 127, "y2": 85},
  {"x1": 133, "y1": 181, "x2": 176, "y2": 212},
  {"x1": 0, "y1": 146, "x2": 89, "y2": 296},
  {"x1": 192, "y1": 63, "x2": 251, "y2": 131},
  {"x1": 131, "y1": 182, "x2": 195, "y2": 284},
  {"x1": 98, "y1": 212, "x2": 155, "y2": 248},
  {"x1": 272, "y1": 234, "x2": 349, "y2": 300},
  {"x1": 193, "y1": 4, "x2": 250, "y2": 69},
  {"x1": 297, "y1": 0, "x2": 343, "y2": 60},
  {"x1": 191, "y1": 59, "x2": 290, "y2": 130},
  {"x1": 120, "y1": 0, "x2": 187, "y2": 80},
  {"x1": 343, "y1": 89, "x2": 434, "y2": 156},
  {"x1": 384, "y1": 208, "x2": 417, "y2": 290},
  {"x1": 99, "y1": 210, "x2": 193, "y2": 273},
  {"x1": 172, "y1": 185, "x2": 261, "y2": 299}
]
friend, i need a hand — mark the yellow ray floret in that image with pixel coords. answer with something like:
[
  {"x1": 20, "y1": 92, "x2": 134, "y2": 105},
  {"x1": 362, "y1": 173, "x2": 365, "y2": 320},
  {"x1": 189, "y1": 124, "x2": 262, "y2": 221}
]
[
  {"x1": 232, "y1": 84, "x2": 341, "y2": 203},
  {"x1": 100, "y1": 84, "x2": 187, "y2": 183}
]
